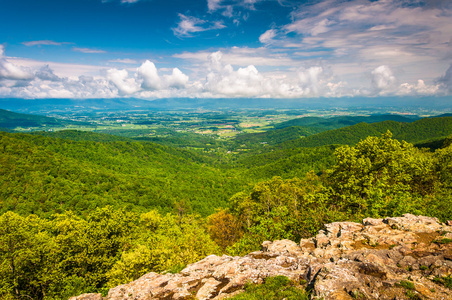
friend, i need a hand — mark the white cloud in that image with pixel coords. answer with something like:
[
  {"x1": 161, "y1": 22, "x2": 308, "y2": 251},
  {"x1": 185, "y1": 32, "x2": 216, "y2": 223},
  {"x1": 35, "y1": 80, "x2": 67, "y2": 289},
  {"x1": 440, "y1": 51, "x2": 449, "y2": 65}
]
[
  {"x1": 208, "y1": 0, "x2": 222, "y2": 11},
  {"x1": 0, "y1": 46, "x2": 34, "y2": 81},
  {"x1": 23, "y1": 40, "x2": 66, "y2": 47},
  {"x1": 398, "y1": 80, "x2": 439, "y2": 96},
  {"x1": 106, "y1": 69, "x2": 140, "y2": 95},
  {"x1": 202, "y1": 51, "x2": 342, "y2": 98},
  {"x1": 298, "y1": 66, "x2": 324, "y2": 96},
  {"x1": 254, "y1": 0, "x2": 452, "y2": 93},
  {"x1": 436, "y1": 63, "x2": 452, "y2": 94},
  {"x1": 207, "y1": 0, "x2": 262, "y2": 25},
  {"x1": 371, "y1": 65, "x2": 396, "y2": 93},
  {"x1": 8, "y1": 57, "x2": 110, "y2": 79},
  {"x1": 137, "y1": 60, "x2": 190, "y2": 90},
  {"x1": 109, "y1": 58, "x2": 138, "y2": 64},
  {"x1": 73, "y1": 47, "x2": 106, "y2": 54},
  {"x1": 174, "y1": 47, "x2": 295, "y2": 67},
  {"x1": 165, "y1": 68, "x2": 189, "y2": 89},
  {"x1": 172, "y1": 14, "x2": 225, "y2": 38},
  {"x1": 35, "y1": 65, "x2": 60, "y2": 81},
  {"x1": 208, "y1": 0, "x2": 261, "y2": 13},
  {"x1": 102, "y1": 0, "x2": 141, "y2": 3},
  {"x1": 259, "y1": 29, "x2": 277, "y2": 44},
  {"x1": 137, "y1": 60, "x2": 161, "y2": 90}
]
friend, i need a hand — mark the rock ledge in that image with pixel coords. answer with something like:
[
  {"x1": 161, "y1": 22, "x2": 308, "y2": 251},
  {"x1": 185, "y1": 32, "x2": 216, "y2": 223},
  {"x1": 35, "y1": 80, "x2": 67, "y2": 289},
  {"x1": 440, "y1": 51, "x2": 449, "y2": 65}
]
[{"x1": 73, "y1": 214, "x2": 452, "y2": 300}]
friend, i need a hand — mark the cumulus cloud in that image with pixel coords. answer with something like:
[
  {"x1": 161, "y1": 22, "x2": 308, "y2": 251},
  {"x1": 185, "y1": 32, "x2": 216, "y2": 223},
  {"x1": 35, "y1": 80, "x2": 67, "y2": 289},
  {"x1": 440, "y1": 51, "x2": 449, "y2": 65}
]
[
  {"x1": 205, "y1": 63, "x2": 264, "y2": 97},
  {"x1": 398, "y1": 80, "x2": 439, "y2": 96},
  {"x1": 436, "y1": 63, "x2": 452, "y2": 93},
  {"x1": 165, "y1": 68, "x2": 189, "y2": 89},
  {"x1": 0, "y1": 41, "x2": 446, "y2": 99},
  {"x1": 137, "y1": 60, "x2": 161, "y2": 90},
  {"x1": 106, "y1": 69, "x2": 140, "y2": 95},
  {"x1": 202, "y1": 51, "x2": 341, "y2": 98},
  {"x1": 35, "y1": 65, "x2": 60, "y2": 81},
  {"x1": 136, "y1": 60, "x2": 190, "y2": 90},
  {"x1": 174, "y1": 47, "x2": 295, "y2": 67},
  {"x1": 0, "y1": 46, "x2": 34, "y2": 81},
  {"x1": 253, "y1": 0, "x2": 452, "y2": 93},
  {"x1": 173, "y1": 14, "x2": 225, "y2": 38},
  {"x1": 371, "y1": 65, "x2": 396, "y2": 92},
  {"x1": 298, "y1": 66, "x2": 324, "y2": 96}
]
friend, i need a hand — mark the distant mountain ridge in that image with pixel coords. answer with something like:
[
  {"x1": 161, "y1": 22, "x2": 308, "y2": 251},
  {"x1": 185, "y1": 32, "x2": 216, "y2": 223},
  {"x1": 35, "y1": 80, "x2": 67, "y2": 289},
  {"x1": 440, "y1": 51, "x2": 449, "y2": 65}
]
[
  {"x1": 276, "y1": 116, "x2": 452, "y2": 149},
  {"x1": 273, "y1": 114, "x2": 419, "y2": 130},
  {"x1": 1, "y1": 96, "x2": 451, "y2": 114},
  {"x1": 233, "y1": 114, "x2": 420, "y2": 149},
  {"x1": 0, "y1": 109, "x2": 87, "y2": 128}
]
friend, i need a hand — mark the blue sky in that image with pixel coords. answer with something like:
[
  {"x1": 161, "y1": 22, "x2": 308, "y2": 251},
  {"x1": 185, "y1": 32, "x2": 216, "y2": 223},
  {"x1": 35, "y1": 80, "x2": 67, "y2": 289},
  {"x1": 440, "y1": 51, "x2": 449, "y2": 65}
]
[{"x1": 1, "y1": 0, "x2": 452, "y2": 99}]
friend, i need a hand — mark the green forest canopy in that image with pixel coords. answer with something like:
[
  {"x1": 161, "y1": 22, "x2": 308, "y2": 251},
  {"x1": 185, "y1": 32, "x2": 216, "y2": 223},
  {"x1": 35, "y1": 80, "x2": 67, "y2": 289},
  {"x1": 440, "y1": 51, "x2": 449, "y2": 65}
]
[{"x1": 1, "y1": 115, "x2": 452, "y2": 299}]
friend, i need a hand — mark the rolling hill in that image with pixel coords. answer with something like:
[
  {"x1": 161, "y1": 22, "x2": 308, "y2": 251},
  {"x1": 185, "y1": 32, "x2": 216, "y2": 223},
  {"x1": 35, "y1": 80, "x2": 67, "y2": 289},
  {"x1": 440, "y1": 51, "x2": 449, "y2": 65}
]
[
  {"x1": 0, "y1": 108, "x2": 88, "y2": 129},
  {"x1": 276, "y1": 117, "x2": 452, "y2": 149},
  {"x1": 0, "y1": 131, "x2": 244, "y2": 217}
]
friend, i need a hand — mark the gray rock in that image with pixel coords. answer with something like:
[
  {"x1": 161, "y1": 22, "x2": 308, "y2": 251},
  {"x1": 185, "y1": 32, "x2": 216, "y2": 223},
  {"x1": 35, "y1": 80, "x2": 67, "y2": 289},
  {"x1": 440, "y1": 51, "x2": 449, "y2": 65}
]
[{"x1": 74, "y1": 215, "x2": 452, "y2": 300}]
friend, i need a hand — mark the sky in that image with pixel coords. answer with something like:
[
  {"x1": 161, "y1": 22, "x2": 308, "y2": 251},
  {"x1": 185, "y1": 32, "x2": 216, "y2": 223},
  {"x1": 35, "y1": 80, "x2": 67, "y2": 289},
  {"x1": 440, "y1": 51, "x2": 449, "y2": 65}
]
[{"x1": 1, "y1": 0, "x2": 452, "y2": 99}]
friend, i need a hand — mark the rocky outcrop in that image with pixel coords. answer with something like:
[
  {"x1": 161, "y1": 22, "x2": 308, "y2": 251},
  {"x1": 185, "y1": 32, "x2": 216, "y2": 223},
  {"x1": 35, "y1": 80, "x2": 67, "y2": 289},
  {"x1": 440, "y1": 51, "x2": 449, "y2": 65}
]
[{"x1": 73, "y1": 214, "x2": 452, "y2": 300}]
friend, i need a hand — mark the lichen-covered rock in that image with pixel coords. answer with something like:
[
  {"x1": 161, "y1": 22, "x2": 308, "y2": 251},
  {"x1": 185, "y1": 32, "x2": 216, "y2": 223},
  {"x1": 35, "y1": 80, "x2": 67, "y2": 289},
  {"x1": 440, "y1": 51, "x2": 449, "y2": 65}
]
[
  {"x1": 76, "y1": 215, "x2": 452, "y2": 300},
  {"x1": 69, "y1": 294, "x2": 103, "y2": 300}
]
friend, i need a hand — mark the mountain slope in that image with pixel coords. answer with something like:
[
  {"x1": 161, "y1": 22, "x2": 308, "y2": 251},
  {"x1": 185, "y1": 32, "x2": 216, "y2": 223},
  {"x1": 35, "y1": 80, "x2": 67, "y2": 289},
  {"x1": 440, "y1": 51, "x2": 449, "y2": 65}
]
[
  {"x1": 273, "y1": 114, "x2": 418, "y2": 130},
  {"x1": 276, "y1": 117, "x2": 452, "y2": 149},
  {"x1": 0, "y1": 131, "x2": 244, "y2": 217},
  {"x1": 0, "y1": 108, "x2": 84, "y2": 128}
]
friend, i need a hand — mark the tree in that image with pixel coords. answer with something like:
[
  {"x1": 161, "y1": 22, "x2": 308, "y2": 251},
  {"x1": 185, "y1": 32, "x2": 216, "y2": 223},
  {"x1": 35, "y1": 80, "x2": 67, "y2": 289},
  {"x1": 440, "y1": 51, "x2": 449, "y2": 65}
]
[
  {"x1": 207, "y1": 209, "x2": 243, "y2": 251},
  {"x1": 326, "y1": 131, "x2": 435, "y2": 218}
]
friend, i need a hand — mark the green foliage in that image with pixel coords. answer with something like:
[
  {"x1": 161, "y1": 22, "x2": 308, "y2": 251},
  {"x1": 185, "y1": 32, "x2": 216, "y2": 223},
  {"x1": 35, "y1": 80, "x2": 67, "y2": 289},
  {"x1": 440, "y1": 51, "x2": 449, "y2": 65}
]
[
  {"x1": 0, "y1": 208, "x2": 219, "y2": 299},
  {"x1": 0, "y1": 131, "x2": 244, "y2": 217},
  {"x1": 396, "y1": 280, "x2": 415, "y2": 290},
  {"x1": 433, "y1": 275, "x2": 452, "y2": 289},
  {"x1": 273, "y1": 114, "x2": 416, "y2": 131},
  {"x1": 207, "y1": 209, "x2": 243, "y2": 251},
  {"x1": 231, "y1": 126, "x2": 324, "y2": 150},
  {"x1": 227, "y1": 174, "x2": 338, "y2": 255},
  {"x1": 107, "y1": 212, "x2": 219, "y2": 287},
  {"x1": 228, "y1": 276, "x2": 309, "y2": 300},
  {"x1": 0, "y1": 109, "x2": 82, "y2": 129},
  {"x1": 3, "y1": 116, "x2": 452, "y2": 299},
  {"x1": 228, "y1": 131, "x2": 452, "y2": 254},
  {"x1": 326, "y1": 131, "x2": 435, "y2": 219},
  {"x1": 405, "y1": 290, "x2": 422, "y2": 300},
  {"x1": 236, "y1": 145, "x2": 336, "y2": 181},
  {"x1": 433, "y1": 238, "x2": 452, "y2": 244},
  {"x1": 277, "y1": 117, "x2": 452, "y2": 149}
]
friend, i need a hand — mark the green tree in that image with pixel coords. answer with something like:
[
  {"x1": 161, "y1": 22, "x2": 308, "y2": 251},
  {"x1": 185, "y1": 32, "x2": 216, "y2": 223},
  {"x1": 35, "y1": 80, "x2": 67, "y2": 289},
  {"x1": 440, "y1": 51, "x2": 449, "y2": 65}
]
[
  {"x1": 0, "y1": 212, "x2": 61, "y2": 300},
  {"x1": 326, "y1": 131, "x2": 435, "y2": 219}
]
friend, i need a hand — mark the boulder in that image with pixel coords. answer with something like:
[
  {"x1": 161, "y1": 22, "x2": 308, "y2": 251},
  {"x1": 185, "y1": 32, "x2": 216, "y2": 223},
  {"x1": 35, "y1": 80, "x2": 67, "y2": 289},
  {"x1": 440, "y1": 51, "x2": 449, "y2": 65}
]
[{"x1": 75, "y1": 215, "x2": 452, "y2": 300}]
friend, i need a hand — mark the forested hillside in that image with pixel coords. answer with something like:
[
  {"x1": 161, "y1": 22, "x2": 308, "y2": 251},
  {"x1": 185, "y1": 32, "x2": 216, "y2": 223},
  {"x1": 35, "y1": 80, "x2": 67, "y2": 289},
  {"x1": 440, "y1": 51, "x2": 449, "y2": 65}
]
[
  {"x1": 1, "y1": 115, "x2": 452, "y2": 299},
  {"x1": 0, "y1": 132, "x2": 245, "y2": 217},
  {"x1": 0, "y1": 109, "x2": 86, "y2": 128},
  {"x1": 277, "y1": 116, "x2": 452, "y2": 149},
  {"x1": 273, "y1": 114, "x2": 418, "y2": 130}
]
